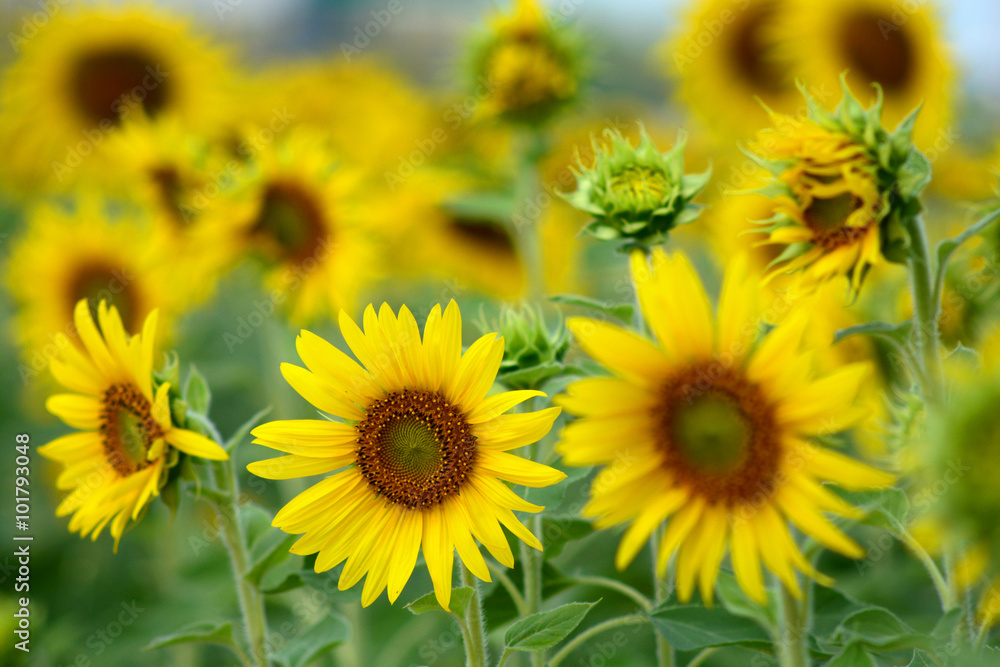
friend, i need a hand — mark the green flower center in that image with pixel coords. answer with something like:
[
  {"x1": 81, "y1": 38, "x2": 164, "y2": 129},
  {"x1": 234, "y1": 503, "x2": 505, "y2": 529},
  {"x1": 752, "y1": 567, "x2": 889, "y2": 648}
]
[
  {"x1": 252, "y1": 181, "x2": 328, "y2": 264},
  {"x1": 68, "y1": 262, "x2": 141, "y2": 334},
  {"x1": 100, "y1": 383, "x2": 163, "y2": 477},
  {"x1": 71, "y1": 48, "x2": 171, "y2": 127},
  {"x1": 840, "y1": 11, "x2": 914, "y2": 93},
  {"x1": 356, "y1": 390, "x2": 477, "y2": 509},
  {"x1": 654, "y1": 363, "x2": 781, "y2": 505},
  {"x1": 608, "y1": 165, "x2": 672, "y2": 213},
  {"x1": 672, "y1": 395, "x2": 750, "y2": 473}
]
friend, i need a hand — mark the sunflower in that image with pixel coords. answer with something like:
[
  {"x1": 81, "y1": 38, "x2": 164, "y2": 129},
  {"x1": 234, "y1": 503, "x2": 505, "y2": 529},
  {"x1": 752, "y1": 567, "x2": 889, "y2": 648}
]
[
  {"x1": 667, "y1": 0, "x2": 799, "y2": 144},
  {"x1": 0, "y1": 4, "x2": 232, "y2": 195},
  {"x1": 99, "y1": 113, "x2": 228, "y2": 233},
  {"x1": 471, "y1": 0, "x2": 582, "y2": 125},
  {"x1": 556, "y1": 249, "x2": 894, "y2": 604},
  {"x1": 746, "y1": 78, "x2": 933, "y2": 297},
  {"x1": 779, "y1": 0, "x2": 953, "y2": 150},
  {"x1": 197, "y1": 129, "x2": 378, "y2": 323},
  {"x1": 248, "y1": 301, "x2": 564, "y2": 609},
  {"x1": 4, "y1": 197, "x2": 203, "y2": 373},
  {"x1": 38, "y1": 300, "x2": 227, "y2": 549}
]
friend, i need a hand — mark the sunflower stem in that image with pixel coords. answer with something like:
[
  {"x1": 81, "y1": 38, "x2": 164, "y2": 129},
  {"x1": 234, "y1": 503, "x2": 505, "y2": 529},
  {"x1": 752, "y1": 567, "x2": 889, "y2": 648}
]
[
  {"x1": 900, "y1": 529, "x2": 953, "y2": 610},
  {"x1": 569, "y1": 576, "x2": 653, "y2": 612},
  {"x1": 210, "y1": 457, "x2": 270, "y2": 667},
  {"x1": 459, "y1": 560, "x2": 489, "y2": 667},
  {"x1": 777, "y1": 582, "x2": 810, "y2": 667},
  {"x1": 651, "y1": 533, "x2": 674, "y2": 667},
  {"x1": 630, "y1": 244, "x2": 651, "y2": 334},
  {"x1": 903, "y1": 214, "x2": 943, "y2": 403},
  {"x1": 547, "y1": 615, "x2": 649, "y2": 667},
  {"x1": 520, "y1": 523, "x2": 545, "y2": 667},
  {"x1": 513, "y1": 129, "x2": 548, "y2": 304}
]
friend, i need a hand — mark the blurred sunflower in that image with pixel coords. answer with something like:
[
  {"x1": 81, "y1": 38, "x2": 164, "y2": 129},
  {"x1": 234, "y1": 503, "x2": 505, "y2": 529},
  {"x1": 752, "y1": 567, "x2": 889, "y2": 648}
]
[
  {"x1": 667, "y1": 0, "x2": 798, "y2": 143},
  {"x1": 779, "y1": 0, "x2": 953, "y2": 149},
  {"x1": 0, "y1": 5, "x2": 232, "y2": 195},
  {"x1": 234, "y1": 59, "x2": 434, "y2": 174},
  {"x1": 377, "y1": 168, "x2": 582, "y2": 300},
  {"x1": 556, "y1": 249, "x2": 894, "y2": 604},
  {"x1": 471, "y1": 0, "x2": 582, "y2": 125},
  {"x1": 199, "y1": 129, "x2": 378, "y2": 323},
  {"x1": 4, "y1": 197, "x2": 202, "y2": 360},
  {"x1": 249, "y1": 301, "x2": 564, "y2": 609},
  {"x1": 39, "y1": 300, "x2": 227, "y2": 550},
  {"x1": 99, "y1": 113, "x2": 227, "y2": 233}
]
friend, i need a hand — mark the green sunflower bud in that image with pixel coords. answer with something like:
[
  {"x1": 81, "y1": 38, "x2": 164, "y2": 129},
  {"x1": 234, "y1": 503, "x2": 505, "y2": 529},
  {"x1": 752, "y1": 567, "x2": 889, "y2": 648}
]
[
  {"x1": 491, "y1": 305, "x2": 569, "y2": 391},
  {"x1": 562, "y1": 126, "x2": 710, "y2": 250}
]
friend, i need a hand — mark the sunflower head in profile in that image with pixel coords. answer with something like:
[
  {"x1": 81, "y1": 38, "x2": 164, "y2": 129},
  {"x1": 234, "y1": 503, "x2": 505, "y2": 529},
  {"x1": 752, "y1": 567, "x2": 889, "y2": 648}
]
[
  {"x1": 563, "y1": 126, "x2": 710, "y2": 250},
  {"x1": 198, "y1": 129, "x2": 377, "y2": 324},
  {"x1": 38, "y1": 300, "x2": 228, "y2": 550},
  {"x1": 778, "y1": 0, "x2": 953, "y2": 150},
  {"x1": 748, "y1": 80, "x2": 931, "y2": 297},
  {"x1": 556, "y1": 249, "x2": 894, "y2": 605},
  {"x1": 248, "y1": 301, "x2": 564, "y2": 609},
  {"x1": 0, "y1": 5, "x2": 231, "y2": 195},
  {"x1": 3, "y1": 196, "x2": 212, "y2": 371},
  {"x1": 471, "y1": 0, "x2": 583, "y2": 125}
]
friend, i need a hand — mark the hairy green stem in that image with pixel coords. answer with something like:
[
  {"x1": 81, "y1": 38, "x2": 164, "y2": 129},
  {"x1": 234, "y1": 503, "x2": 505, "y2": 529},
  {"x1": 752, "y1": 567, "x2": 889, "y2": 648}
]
[
  {"x1": 513, "y1": 131, "x2": 547, "y2": 304},
  {"x1": 777, "y1": 583, "x2": 810, "y2": 667},
  {"x1": 904, "y1": 214, "x2": 943, "y2": 402},
  {"x1": 900, "y1": 530, "x2": 954, "y2": 611},
  {"x1": 210, "y1": 457, "x2": 270, "y2": 667},
  {"x1": 520, "y1": 527, "x2": 545, "y2": 667},
  {"x1": 547, "y1": 615, "x2": 650, "y2": 667},
  {"x1": 651, "y1": 533, "x2": 674, "y2": 667},
  {"x1": 460, "y1": 561, "x2": 488, "y2": 667}
]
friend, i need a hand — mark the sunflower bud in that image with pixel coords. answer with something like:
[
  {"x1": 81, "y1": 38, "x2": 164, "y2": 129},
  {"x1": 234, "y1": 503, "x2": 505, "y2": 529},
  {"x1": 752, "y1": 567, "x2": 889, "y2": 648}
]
[
  {"x1": 471, "y1": 0, "x2": 583, "y2": 125},
  {"x1": 562, "y1": 127, "x2": 710, "y2": 249},
  {"x1": 493, "y1": 305, "x2": 569, "y2": 391},
  {"x1": 748, "y1": 77, "x2": 931, "y2": 296}
]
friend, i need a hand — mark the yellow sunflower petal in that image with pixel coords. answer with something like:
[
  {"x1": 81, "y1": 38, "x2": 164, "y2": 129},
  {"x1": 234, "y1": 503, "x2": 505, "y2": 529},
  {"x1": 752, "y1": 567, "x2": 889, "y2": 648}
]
[
  {"x1": 165, "y1": 428, "x2": 228, "y2": 460},
  {"x1": 46, "y1": 393, "x2": 102, "y2": 429},
  {"x1": 566, "y1": 317, "x2": 672, "y2": 385},
  {"x1": 477, "y1": 451, "x2": 566, "y2": 487}
]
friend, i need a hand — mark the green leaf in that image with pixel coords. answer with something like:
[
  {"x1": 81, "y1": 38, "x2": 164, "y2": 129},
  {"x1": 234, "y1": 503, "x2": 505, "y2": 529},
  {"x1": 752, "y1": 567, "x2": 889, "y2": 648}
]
[
  {"x1": 826, "y1": 641, "x2": 877, "y2": 667},
  {"x1": 549, "y1": 294, "x2": 634, "y2": 324},
  {"x1": 649, "y1": 603, "x2": 771, "y2": 651},
  {"x1": 541, "y1": 518, "x2": 594, "y2": 558},
  {"x1": 835, "y1": 608, "x2": 931, "y2": 652},
  {"x1": 226, "y1": 407, "x2": 272, "y2": 453},
  {"x1": 261, "y1": 569, "x2": 362, "y2": 602},
  {"x1": 406, "y1": 586, "x2": 474, "y2": 617},
  {"x1": 260, "y1": 571, "x2": 308, "y2": 595},
  {"x1": 245, "y1": 532, "x2": 297, "y2": 587},
  {"x1": 526, "y1": 465, "x2": 591, "y2": 512},
  {"x1": 896, "y1": 149, "x2": 932, "y2": 200},
  {"x1": 145, "y1": 621, "x2": 240, "y2": 655},
  {"x1": 275, "y1": 613, "x2": 350, "y2": 667},
  {"x1": 183, "y1": 365, "x2": 211, "y2": 415},
  {"x1": 811, "y1": 585, "x2": 876, "y2": 641},
  {"x1": 503, "y1": 601, "x2": 598, "y2": 653}
]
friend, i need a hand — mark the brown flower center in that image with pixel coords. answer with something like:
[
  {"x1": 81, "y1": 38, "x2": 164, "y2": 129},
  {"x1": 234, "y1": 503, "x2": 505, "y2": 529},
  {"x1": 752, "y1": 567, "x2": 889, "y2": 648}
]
[
  {"x1": 447, "y1": 217, "x2": 517, "y2": 257},
  {"x1": 839, "y1": 11, "x2": 915, "y2": 93},
  {"x1": 67, "y1": 261, "x2": 141, "y2": 333},
  {"x1": 70, "y1": 48, "x2": 171, "y2": 126},
  {"x1": 100, "y1": 383, "x2": 163, "y2": 476},
  {"x1": 251, "y1": 181, "x2": 329, "y2": 264},
  {"x1": 653, "y1": 362, "x2": 781, "y2": 506},
  {"x1": 728, "y1": 1, "x2": 789, "y2": 95},
  {"x1": 355, "y1": 390, "x2": 477, "y2": 509}
]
